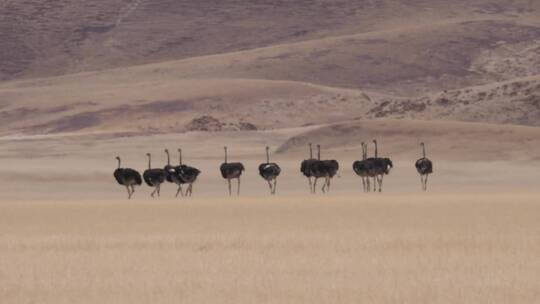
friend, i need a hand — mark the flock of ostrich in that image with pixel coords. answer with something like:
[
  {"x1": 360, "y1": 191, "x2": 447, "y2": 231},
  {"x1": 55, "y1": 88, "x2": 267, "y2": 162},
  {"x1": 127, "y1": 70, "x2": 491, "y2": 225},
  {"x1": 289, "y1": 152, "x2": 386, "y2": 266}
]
[{"x1": 114, "y1": 140, "x2": 433, "y2": 199}]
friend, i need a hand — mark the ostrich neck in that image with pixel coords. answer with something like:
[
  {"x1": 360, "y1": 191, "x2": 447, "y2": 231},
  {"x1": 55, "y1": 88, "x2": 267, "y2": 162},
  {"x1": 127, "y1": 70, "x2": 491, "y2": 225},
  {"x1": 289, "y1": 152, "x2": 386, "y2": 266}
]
[
  {"x1": 266, "y1": 149, "x2": 270, "y2": 163},
  {"x1": 179, "y1": 150, "x2": 183, "y2": 165},
  {"x1": 422, "y1": 145, "x2": 426, "y2": 158},
  {"x1": 362, "y1": 146, "x2": 366, "y2": 160},
  {"x1": 309, "y1": 145, "x2": 313, "y2": 159},
  {"x1": 166, "y1": 151, "x2": 170, "y2": 165},
  {"x1": 317, "y1": 147, "x2": 321, "y2": 160},
  {"x1": 224, "y1": 149, "x2": 228, "y2": 163},
  {"x1": 117, "y1": 158, "x2": 121, "y2": 169},
  {"x1": 374, "y1": 143, "x2": 378, "y2": 158},
  {"x1": 148, "y1": 155, "x2": 151, "y2": 169}
]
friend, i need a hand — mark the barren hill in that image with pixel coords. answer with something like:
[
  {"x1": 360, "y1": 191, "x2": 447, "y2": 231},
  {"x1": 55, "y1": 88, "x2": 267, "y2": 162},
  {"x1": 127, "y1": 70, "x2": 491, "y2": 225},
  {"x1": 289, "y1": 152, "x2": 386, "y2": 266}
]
[
  {"x1": 2, "y1": 1, "x2": 540, "y2": 92},
  {"x1": 1, "y1": 0, "x2": 540, "y2": 137}
]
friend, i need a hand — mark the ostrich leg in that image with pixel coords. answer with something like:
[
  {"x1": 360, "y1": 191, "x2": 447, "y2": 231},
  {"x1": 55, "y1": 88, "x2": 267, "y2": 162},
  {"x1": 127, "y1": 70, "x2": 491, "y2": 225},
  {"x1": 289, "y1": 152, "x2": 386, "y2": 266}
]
[
  {"x1": 237, "y1": 177, "x2": 241, "y2": 196},
  {"x1": 126, "y1": 185, "x2": 132, "y2": 199},
  {"x1": 313, "y1": 178, "x2": 318, "y2": 194},
  {"x1": 321, "y1": 177, "x2": 328, "y2": 193},
  {"x1": 361, "y1": 177, "x2": 366, "y2": 192},
  {"x1": 323, "y1": 177, "x2": 330, "y2": 193},
  {"x1": 157, "y1": 184, "x2": 161, "y2": 197},
  {"x1": 187, "y1": 184, "x2": 193, "y2": 196},
  {"x1": 424, "y1": 174, "x2": 429, "y2": 191},
  {"x1": 273, "y1": 179, "x2": 277, "y2": 195},
  {"x1": 176, "y1": 185, "x2": 184, "y2": 197},
  {"x1": 227, "y1": 179, "x2": 232, "y2": 196},
  {"x1": 267, "y1": 180, "x2": 273, "y2": 194},
  {"x1": 308, "y1": 177, "x2": 313, "y2": 194}
]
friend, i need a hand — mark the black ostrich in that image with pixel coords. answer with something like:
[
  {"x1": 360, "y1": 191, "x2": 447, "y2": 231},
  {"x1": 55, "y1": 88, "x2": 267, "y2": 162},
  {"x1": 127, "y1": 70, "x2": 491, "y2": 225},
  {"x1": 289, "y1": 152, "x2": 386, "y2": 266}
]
[
  {"x1": 258, "y1": 146, "x2": 281, "y2": 195},
  {"x1": 113, "y1": 156, "x2": 142, "y2": 199},
  {"x1": 311, "y1": 144, "x2": 339, "y2": 193},
  {"x1": 370, "y1": 140, "x2": 393, "y2": 192},
  {"x1": 143, "y1": 153, "x2": 167, "y2": 198},
  {"x1": 300, "y1": 143, "x2": 318, "y2": 193},
  {"x1": 415, "y1": 142, "x2": 433, "y2": 191},
  {"x1": 174, "y1": 148, "x2": 201, "y2": 197},
  {"x1": 220, "y1": 146, "x2": 245, "y2": 196},
  {"x1": 352, "y1": 142, "x2": 372, "y2": 192}
]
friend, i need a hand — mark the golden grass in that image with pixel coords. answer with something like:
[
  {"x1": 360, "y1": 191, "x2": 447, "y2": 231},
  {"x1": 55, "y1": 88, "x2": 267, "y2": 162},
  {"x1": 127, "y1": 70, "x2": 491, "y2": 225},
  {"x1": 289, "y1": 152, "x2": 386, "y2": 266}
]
[{"x1": 1, "y1": 193, "x2": 539, "y2": 303}]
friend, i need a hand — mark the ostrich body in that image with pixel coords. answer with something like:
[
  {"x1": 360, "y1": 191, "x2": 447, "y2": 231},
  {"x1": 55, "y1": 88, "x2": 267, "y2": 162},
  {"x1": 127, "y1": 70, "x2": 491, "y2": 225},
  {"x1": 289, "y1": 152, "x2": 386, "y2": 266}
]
[
  {"x1": 369, "y1": 140, "x2": 393, "y2": 192},
  {"x1": 174, "y1": 148, "x2": 201, "y2": 197},
  {"x1": 220, "y1": 146, "x2": 245, "y2": 196},
  {"x1": 352, "y1": 142, "x2": 372, "y2": 192},
  {"x1": 415, "y1": 142, "x2": 433, "y2": 191},
  {"x1": 300, "y1": 143, "x2": 318, "y2": 193},
  {"x1": 113, "y1": 156, "x2": 142, "y2": 199},
  {"x1": 142, "y1": 153, "x2": 167, "y2": 197},
  {"x1": 258, "y1": 146, "x2": 281, "y2": 195},
  {"x1": 311, "y1": 145, "x2": 339, "y2": 193}
]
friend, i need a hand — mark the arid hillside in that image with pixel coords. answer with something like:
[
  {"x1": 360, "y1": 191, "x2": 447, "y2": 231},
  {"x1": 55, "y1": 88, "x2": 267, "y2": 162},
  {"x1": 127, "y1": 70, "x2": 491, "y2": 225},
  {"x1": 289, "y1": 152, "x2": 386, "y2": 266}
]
[
  {"x1": 2, "y1": 1, "x2": 540, "y2": 93},
  {"x1": 1, "y1": 1, "x2": 540, "y2": 136}
]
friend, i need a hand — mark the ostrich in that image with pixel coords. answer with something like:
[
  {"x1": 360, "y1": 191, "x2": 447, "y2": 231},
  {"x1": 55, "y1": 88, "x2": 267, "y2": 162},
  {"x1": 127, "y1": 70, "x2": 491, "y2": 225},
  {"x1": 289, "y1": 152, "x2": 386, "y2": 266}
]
[
  {"x1": 143, "y1": 153, "x2": 167, "y2": 198},
  {"x1": 370, "y1": 140, "x2": 393, "y2": 192},
  {"x1": 300, "y1": 143, "x2": 318, "y2": 193},
  {"x1": 311, "y1": 145, "x2": 339, "y2": 193},
  {"x1": 174, "y1": 148, "x2": 201, "y2": 197},
  {"x1": 113, "y1": 156, "x2": 142, "y2": 199},
  {"x1": 415, "y1": 142, "x2": 433, "y2": 191},
  {"x1": 259, "y1": 146, "x2": 281, "y2": 195},
  {"x1": 352, "y1": 142, "x2": 372, "y2": 192},
  {"x1": 220, "y1": 146, "x2": 245, "y2": 196}
]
